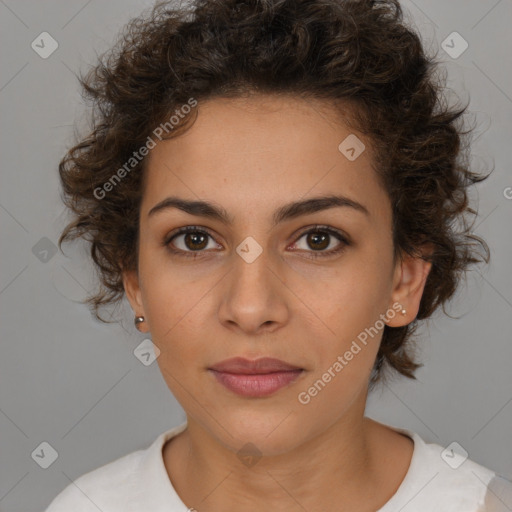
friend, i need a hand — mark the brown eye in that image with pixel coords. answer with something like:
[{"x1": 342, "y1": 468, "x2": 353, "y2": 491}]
[
  {"x1": 291, "y1": 226, "x2": 350, "y2": 259},
  {"x1": 182, "y1": 232, "x2": 209, "y2": 250},
  {"x1": 164, "y1": 227, "x2": 219, "y2": 254},
  {"x1": 305, "y1": 231, "x2": 330, "y2": 251}
]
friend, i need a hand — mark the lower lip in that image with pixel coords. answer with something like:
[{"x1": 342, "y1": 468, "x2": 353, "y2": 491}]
[{"x1": 209, "y1": 369, "x2": 303, "y2": 397}]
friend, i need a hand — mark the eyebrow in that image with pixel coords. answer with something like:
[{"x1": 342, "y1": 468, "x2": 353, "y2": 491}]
[{"x1": 147, "y1": 194, "x2": 369, "y2": 227}]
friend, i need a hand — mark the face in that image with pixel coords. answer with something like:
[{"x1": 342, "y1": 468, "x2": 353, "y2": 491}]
[{"x1": 123, "y1": 94, "x2": 431, "y2": 456}]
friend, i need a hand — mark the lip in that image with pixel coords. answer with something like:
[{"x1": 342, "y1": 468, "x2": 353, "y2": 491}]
[
  {"x1": 209, "y1": 357, "x2": 302, "y2": 374},
  {"x1": 208, "y1": 357, "x2": 304, "y2": 398}
]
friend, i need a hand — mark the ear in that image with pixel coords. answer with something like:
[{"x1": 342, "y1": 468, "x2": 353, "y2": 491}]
[
  {"x1": 386, "y1": 244, "x2": 433, "y2": 327},
  {"x1": 122, "y1": 268, "x2": 150, "y2": 333}
]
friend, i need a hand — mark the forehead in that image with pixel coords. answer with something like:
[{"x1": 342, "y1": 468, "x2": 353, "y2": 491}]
[{"x1": 142, "y1": 95, "x2": 390, "y2": 223}]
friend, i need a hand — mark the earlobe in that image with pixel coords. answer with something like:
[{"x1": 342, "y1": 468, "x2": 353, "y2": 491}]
[{"x1": 122, "y1": 269, "x2": 150, "y2": 333}]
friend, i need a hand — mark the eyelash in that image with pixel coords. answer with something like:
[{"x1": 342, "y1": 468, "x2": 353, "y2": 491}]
[{"x1": 163, "y1": 225, "x2": 350, "y2": 260}]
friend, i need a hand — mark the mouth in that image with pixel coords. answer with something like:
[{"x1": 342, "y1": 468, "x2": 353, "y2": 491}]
[{"x1": 207, "y1": 357, "x2": 305, "y2": 398}]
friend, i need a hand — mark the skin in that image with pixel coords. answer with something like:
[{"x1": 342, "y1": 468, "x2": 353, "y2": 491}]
[{"x1": 123, "y1": 94, "x2": 432, "y2": 511}]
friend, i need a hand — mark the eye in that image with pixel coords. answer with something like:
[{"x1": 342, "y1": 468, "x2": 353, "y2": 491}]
[
  {"x1": 290, "y1": 225, "x2": 349, "y2": 259},
  {"x1": 164, "y1": 226, "x2": 220, "y2": 256},
  {"x1": 163, "y1": 224, "x2": 350, "y2": 259}
]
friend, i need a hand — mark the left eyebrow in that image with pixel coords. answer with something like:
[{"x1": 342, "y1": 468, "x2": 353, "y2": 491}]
[{"x1": 147, "y1": 194, "x2": 370, "y2": 227}]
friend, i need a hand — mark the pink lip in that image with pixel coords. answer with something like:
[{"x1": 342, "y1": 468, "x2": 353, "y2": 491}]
[{"x1": 208, "y1": 357, "x2": 304, "y2": 397}]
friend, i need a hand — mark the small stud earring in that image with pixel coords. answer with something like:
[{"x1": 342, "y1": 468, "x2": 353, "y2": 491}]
[
  {"x1": 134, "y1": 316, "x2": 145, "y2": 331},
  {"x1": 401, "y1": 309, "x2": 407, "y2": 315}
]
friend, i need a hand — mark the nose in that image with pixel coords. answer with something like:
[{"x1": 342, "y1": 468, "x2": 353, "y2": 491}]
[{"x1": 217, "y1": 243, "x2": 290, "y2": 335}]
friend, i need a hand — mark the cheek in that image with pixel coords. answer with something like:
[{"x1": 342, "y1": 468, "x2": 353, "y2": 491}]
[
  {"x1": 151, "y1": 312, "x2": 208, "y2": 399},
  {"x1": 297, "y1": 276, "x2": 386, "y2": 412},
  {"x1": 302, "y1": 253, "x2": 390, "y2": 338},
  {"x1": 138, "y1": 263, "x2": 215, "y2": 372},
  {"x1": 298, "y1": 250, "x2": 391, "y2": 378},
  {"x1": 137, "y1": 247, "x2": 216, "y2": 340}
]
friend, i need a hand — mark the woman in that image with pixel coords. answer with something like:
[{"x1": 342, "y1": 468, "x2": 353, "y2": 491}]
[{"x1": 45, "y1": 0, "x2": 511, "y2": 510}]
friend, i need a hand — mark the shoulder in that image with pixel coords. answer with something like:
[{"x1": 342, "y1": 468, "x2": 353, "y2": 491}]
[
  {"x1": 43, "y1": 448, "x2": 145, "y2": 512},
  {"x1": 44, "y1": 422, "x2": 188, "y2": 512},
  {"x1": 378, "y1": 424, "x2": 512, "y2": 511}
]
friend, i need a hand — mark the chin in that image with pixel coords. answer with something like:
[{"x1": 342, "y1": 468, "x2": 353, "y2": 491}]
[{"x1": 207, "y1": 408, "x2": 310, "y2": 457}]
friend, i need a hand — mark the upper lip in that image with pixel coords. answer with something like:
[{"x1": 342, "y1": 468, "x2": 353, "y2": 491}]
[{"x1": 208, "y1": 357, "x2": 303, "y2": 374}]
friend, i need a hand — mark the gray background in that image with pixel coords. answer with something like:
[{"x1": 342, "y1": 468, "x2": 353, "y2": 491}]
[{"x1": 0, "y1": 1, "x2": 511, "y2": 510}]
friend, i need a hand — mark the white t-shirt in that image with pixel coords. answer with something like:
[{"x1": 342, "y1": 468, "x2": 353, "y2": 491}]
[{"x1": 44, "y1": 421, "x2": 512, "y2": 511}]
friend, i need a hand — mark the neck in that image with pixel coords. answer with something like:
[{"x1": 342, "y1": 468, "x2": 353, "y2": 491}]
[{"x1": 162, "y1": 391, "x2": 412, "y2": 511}]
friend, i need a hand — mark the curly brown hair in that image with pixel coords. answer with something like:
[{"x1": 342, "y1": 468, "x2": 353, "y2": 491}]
[{"x1": 58, "y1": 0, "x2": 490, "y2": 386}]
